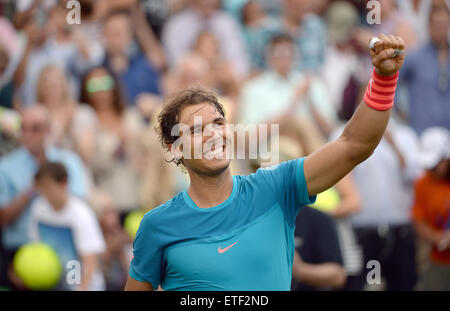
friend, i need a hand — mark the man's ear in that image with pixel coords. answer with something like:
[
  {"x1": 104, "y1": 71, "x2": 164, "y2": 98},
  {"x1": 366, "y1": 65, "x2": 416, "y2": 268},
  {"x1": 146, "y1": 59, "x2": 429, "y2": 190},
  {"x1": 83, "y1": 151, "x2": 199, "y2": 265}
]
[{"x1": 168, "y1": 143, "x2": 182, "y2": 162}]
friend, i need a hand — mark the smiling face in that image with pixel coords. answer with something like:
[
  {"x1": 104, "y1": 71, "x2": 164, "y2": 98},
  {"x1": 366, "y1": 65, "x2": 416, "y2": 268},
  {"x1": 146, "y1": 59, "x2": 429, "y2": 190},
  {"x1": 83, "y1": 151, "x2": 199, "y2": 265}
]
[{"x1": 175, "y1": 102, "x2": 231, "y2": 177}]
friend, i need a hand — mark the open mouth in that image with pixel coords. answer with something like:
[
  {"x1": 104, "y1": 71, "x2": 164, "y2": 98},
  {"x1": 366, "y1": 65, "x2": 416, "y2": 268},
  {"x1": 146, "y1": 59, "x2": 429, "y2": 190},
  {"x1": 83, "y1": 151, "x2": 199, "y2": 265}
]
[{"x1": 203, "y1": 144, "x2": 227, "y2": 159}]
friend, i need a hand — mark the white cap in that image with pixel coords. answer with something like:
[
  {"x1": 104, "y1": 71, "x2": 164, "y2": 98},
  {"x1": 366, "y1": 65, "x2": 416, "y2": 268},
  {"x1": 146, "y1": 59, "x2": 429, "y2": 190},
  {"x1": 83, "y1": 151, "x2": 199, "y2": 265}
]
[{"x1": 418, "y1": 127, "x2": 450, "y2": 169}]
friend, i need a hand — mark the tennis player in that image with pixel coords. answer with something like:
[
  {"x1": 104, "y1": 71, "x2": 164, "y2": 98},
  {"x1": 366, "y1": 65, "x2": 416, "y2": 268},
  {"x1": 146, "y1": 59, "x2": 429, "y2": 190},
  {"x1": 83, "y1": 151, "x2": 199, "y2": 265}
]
[{"x1": 124, "y1": 34, "x2": 405, "y2": 291}]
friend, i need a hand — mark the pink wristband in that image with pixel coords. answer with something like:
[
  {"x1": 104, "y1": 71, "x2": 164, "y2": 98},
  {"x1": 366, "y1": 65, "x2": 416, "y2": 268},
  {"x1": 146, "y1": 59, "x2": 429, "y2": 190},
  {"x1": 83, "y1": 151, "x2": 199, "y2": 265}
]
[{"x1": 363, "y1": 69, "x2": 399, "y2": 111}]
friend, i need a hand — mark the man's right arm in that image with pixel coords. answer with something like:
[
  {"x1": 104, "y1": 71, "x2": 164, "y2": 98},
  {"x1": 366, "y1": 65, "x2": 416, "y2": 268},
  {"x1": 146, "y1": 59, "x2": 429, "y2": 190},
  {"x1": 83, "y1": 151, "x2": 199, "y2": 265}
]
[{"x1": 124, "y1": 275, "x2": 154, "y2": 291}]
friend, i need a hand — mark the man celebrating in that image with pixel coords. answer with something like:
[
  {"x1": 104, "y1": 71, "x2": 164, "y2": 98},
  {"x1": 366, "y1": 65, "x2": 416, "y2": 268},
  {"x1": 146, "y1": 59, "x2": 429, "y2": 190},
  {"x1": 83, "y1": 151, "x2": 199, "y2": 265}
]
[{"x1": 125, "y1": 34, "x2": 405, "y2": 291}]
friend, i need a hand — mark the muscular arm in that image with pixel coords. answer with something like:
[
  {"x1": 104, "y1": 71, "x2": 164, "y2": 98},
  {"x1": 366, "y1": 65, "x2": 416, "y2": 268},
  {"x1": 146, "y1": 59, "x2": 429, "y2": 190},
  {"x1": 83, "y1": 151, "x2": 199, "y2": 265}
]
[
  {"x1": 124, "y1": 275, "x2": 154, "y2": 291},
  {"x1": 305, "y1": 103, "x2": 390, "y2": 195},
  {"x1": 304, "y1": 34, "x2": 406, "y2": 196}
]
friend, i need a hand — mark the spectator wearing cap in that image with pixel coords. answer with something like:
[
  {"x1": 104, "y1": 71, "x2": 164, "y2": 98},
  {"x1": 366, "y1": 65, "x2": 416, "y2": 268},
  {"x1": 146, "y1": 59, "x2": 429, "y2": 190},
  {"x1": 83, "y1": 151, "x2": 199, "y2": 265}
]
[{"x1": 412, "y1": 127, "x2": 450, "y2": 290}]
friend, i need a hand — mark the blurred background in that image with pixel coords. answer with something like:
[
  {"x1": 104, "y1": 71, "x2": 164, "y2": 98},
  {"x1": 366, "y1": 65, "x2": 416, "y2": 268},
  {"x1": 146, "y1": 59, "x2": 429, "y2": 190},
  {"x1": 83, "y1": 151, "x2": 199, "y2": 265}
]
[{"x1": 0, "y1": 0, "x2": 449, "y2": 291}]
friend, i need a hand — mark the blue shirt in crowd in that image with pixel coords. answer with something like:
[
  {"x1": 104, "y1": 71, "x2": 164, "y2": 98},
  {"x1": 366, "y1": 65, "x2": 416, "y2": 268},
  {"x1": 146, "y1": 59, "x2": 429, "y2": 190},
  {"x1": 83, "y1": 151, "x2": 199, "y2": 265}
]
[
  {"x1": 400, "y1": 42, "x2": 450, "y2": 135},
  {"x1": 104, "y1": 50, "x2": 161, "y2": 106},
  {"x1": 0, "y1": 146, "x2": 89, "y2": 249},
  {"x1": 129, "y1": 158, "x2": 316, "y2": 291}
]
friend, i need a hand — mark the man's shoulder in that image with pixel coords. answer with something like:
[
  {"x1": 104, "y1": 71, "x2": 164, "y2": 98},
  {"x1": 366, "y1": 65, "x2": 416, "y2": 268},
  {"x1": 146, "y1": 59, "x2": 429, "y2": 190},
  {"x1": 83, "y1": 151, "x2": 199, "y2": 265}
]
[
  {"x1": 46, "y1": 146, "x2": 83, "y2": 167},
  {"x1": 142, "y1": 192, "x2": 186, "y2": 225},
  {"x1": 242, "y1": 72, "x2": 274, "y2": 92},
  {"x1": 0, "y1": 147, "x2": 30, "y2": 170}
]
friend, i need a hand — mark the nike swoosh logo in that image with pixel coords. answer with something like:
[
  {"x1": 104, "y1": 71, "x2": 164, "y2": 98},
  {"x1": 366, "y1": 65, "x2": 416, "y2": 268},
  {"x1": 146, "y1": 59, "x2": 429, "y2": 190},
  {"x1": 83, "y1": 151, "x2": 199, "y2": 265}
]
[{"x1": 218, "y1": 241, "x2": 238, "y2": 254}]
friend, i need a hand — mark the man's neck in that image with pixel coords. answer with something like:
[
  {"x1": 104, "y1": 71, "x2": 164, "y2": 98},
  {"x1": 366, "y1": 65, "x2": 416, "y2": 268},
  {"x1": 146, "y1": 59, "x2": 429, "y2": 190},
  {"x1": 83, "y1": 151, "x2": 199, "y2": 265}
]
[
  {"x1": 187, "y1": 168, "x2": 234, "y2": 209},
  {"x1": 52, "y1": 194, "x2": 69, "y2": 211},
  {"x1": 30, "y1": 146, "x2": 47, "y2": 166}
]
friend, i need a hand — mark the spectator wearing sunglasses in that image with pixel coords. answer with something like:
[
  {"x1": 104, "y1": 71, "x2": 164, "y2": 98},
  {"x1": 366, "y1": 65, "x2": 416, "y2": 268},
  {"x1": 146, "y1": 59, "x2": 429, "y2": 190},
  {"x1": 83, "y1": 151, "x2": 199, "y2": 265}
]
[{"x1": 79, "y1": 66, "x2": 147, "y2": 219}]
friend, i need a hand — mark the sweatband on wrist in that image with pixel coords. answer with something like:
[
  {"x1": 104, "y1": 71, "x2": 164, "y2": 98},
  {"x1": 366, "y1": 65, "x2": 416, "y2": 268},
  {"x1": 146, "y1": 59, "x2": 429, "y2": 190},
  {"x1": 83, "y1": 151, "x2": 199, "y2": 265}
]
[{"x1": 363, "y1": 69, "x2": 399, "y2": 111}]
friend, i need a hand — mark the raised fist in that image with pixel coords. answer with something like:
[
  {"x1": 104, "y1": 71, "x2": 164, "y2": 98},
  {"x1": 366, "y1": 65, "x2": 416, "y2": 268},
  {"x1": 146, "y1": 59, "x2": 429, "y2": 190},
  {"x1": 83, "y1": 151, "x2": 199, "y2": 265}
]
[{"x1": 369, "y1": 34, "x2": 406, "y2": 77}]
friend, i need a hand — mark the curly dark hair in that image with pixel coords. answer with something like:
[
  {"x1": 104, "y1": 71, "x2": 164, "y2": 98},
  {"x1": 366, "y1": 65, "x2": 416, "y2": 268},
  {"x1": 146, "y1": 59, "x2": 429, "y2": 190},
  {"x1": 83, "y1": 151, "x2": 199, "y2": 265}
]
[{"x1": 157, "y1": 87, "x2": 226, "y2": 166}]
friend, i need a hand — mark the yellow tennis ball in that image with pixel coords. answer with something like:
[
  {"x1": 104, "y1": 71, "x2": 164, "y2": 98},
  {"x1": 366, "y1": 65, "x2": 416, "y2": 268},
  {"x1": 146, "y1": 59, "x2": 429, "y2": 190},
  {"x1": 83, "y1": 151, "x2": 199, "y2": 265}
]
[
  {"x1": 13, "y1": 242, "x2": 62, "y2": 290},
  {"x1": 312, "y1": 188, "x2": 341, "y2": 212},
  {"x1": 124, "y1": 210, "x2": 145, "y2": 239}
]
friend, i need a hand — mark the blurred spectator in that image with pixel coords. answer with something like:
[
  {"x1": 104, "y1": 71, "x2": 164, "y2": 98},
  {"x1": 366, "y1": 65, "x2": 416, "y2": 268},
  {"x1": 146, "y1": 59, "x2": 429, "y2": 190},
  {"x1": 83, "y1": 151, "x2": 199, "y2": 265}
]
[
  {"x1": 164, "y1": 53, "x2": 212, "y2": 95},
  {"x1": 400, "y1": 3, "x2": 450, "y2": 135},
  {"x1": 0, "y1": 17, "x2": 19, "y2": 110},
  {"x1": 375, "y1": 0, "x2": 418, "y2": 49},
  {"x1": 398, "y1": 0, "x2": 432, "y2": 46},
  {"x1": 36, "y1": 64, "x2": 97, "y2": 163},
  {"x1": 165, "y1": 37, "x2": 239, "y2": 122},
  {"x1": 0, "y1": 105, "x2": 90, "y2": 290},
  {"x1": 412, "y1": 127, "x2": 450, "y2": 290},
  {"x1": 99, "y1": 207, "x2": 132, "y2": 291},
  {"x1": 350, "y1": 0, "x2": 418, "y2": 54},
  {"x1": 291, "y1": 206, "x2": 346, "y2": 291},
  {"x1": 12, "y1": 1, "x2": 101, "y2": 107},
  {"x1": 79, "y1": 67, "x2": 146, "y2": 216},
  {"x1": 239, "y1": 0, "x2": 279, "y2": 73},
  {"x1": 162, "y1": 0, "x2": 250, "y2": 77},
  {"x1": 331, "y1": 117, "x2": 423, "y2": 290},
  {"x1": 321, "y1": 1, "x2": 367, "y2": 120},
  {"x1": 29, "y1": 162, "x2": 106, "y2": 291},
  {"x1": 193, "y1": 31, "x2": 240, "y2": 97},
  {"x1": 0, "y1": 43, "x2": 14, "y2": 110},
  {"x1": 318, "y1": 175, "x2": 364, "y2": 291},
  {"x1": 102, "y1": 10, "x2": 162, "y2": 106},
  {"x1": 13, "y1": 0, "x2": 57, "y2": 30},
  {"x1": 239, "y1": 34, "x2": 336, "y2": 145},
  {"x1": 72, "y1": 0, "x2": 140, "y2": 69},
  {"x1": 140, "y1": 0, "x2": 187, "y2": 39},
  {"x1": 0, "y1": 107, "x2": 21, "y2": 157},
  {"x1": 277, "y1": 0, "x2": 327, "y2": 72}
]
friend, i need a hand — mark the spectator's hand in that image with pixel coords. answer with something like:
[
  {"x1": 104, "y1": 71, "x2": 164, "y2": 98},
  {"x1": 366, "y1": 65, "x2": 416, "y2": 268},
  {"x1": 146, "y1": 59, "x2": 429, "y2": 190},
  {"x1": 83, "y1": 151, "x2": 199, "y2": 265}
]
[
  {"x1": 136, "y1": 93, "x2": 161, "y2": 121},
  {"x1": 293, "y1": 76, "x2": 311, "y2": 102},
  {"x1": 437, "y1": 231, "x2": 450, "y2": 251},
  {"x1": 370, "y1": 34, "x2": 405, "y2": 76}
]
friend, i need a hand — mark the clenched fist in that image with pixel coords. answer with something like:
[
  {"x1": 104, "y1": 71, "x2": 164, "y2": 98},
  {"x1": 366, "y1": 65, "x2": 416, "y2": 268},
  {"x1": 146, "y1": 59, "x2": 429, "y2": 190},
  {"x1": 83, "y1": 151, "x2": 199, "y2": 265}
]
[{"x1": 370, "y1": 34, "x2": 406, "y2": 77}]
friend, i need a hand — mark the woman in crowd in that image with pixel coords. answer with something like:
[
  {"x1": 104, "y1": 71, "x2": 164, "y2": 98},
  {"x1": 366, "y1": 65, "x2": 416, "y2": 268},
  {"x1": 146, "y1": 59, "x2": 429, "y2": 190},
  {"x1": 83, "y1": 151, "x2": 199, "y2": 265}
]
[{"x1": 36, "y1": 64, "x2": 97, "y2": 163}]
